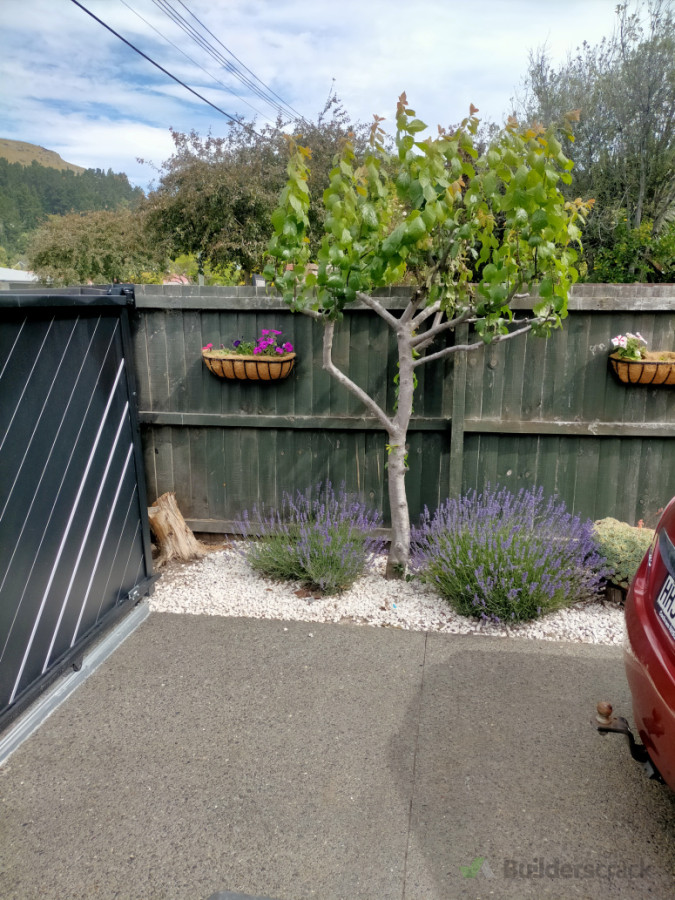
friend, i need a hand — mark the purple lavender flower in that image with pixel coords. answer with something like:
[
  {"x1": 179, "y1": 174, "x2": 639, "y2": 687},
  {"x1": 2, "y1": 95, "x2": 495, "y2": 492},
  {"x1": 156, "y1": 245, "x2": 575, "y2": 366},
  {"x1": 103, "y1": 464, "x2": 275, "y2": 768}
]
[
  {"x1": 235, "y1": 482, "x2": 385, "y2": 595},
  {"x1": 410, "y1": 484, "x2": 609, "y2": 623}
]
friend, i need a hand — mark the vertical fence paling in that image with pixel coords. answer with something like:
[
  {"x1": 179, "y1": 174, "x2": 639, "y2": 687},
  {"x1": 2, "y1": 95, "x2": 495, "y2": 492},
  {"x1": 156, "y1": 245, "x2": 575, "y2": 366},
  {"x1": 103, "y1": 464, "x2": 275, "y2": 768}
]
[
  {"x1": 0, "y1": 288, "x2": 154, "y2": 728},
  {"x1": 133, "y1": 284, "x2": 675, "y2": 531}
]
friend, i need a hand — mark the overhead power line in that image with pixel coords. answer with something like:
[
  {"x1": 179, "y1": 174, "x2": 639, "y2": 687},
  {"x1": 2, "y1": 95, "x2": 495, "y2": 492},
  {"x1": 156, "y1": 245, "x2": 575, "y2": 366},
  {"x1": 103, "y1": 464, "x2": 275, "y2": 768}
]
[
  {"x1": 150, "y1": 0, "x2": 282, "y2": 115},
  {"x1": 149, "y1": 0, "x2": 305, "y2": 124},
  {"x1": 70, "y1": 0, "x2": 262, "y2": 135},
  {"x1": 174, "y1": 0, "x2": 307, "y2": 123},
  {"x1": 117, "y1": 0, "x2": 271, "y2": 121}
]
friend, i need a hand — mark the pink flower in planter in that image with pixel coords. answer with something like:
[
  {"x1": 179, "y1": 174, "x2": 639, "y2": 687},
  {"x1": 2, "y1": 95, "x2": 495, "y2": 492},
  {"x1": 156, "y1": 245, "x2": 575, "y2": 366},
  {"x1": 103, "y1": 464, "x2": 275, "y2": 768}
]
[{"x1": 207, "y1": 328, "x2": 294, "y2": 358}]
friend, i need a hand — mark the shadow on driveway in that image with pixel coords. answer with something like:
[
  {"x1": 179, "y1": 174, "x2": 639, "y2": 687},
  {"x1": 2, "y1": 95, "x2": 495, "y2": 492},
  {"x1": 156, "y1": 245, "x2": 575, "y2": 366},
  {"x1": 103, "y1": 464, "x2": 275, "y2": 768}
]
[
  {"x1": 389, "y1": 636, "x2": 675, "y2": 898},
  {"x1": 1, "y1": 614, "x2": 674, "y2": 899}
]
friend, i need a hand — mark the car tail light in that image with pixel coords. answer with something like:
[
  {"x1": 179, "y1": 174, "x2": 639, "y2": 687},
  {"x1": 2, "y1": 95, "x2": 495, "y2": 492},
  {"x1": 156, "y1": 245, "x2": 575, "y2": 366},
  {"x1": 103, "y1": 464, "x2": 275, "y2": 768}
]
[
  {"x1": 639, "y1": 500, "x2": 675, "y2": 596},
  {"x1": 659, "y1": 527, "x2": 675, "y2": 578},
  {"x1": 637, "y1": 500, "x2": 675, "y2": 660}
]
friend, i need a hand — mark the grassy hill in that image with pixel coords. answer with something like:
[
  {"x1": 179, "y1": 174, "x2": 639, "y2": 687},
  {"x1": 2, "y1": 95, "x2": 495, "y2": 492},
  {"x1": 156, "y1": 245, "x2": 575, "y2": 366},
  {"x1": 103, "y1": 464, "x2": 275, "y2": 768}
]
[
  {"x1": 0, "y1": 138, "x2": 85, "y2": 174},
  {"x1": 0, "y1": 142, "x2": 142, "y2": 261}
]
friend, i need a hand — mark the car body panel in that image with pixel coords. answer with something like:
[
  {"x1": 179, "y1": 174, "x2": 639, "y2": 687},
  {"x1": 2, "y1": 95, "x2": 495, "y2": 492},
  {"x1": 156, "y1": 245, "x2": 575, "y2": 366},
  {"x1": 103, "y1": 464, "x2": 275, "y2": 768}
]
[{"x1": 623, "y1": 497, "x2": 675, "y2": 790}]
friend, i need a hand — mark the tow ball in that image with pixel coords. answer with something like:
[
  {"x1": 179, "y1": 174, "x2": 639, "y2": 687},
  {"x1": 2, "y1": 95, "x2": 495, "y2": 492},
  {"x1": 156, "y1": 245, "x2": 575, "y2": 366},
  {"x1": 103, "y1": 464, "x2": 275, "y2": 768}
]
[{"x1": 593, "y1": 702, "x2": 664, "y2": 783}]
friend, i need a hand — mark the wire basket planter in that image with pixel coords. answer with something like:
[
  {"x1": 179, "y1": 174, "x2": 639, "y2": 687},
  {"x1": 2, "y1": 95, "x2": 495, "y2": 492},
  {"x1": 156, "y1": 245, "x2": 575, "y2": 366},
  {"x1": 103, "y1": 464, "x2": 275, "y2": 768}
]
[
  {"x1": 609, "y1": 351, "x2": 675, "y2": 387},
  {"x1": 202, "y1": 350, "x2": 296, "y2": 382}
]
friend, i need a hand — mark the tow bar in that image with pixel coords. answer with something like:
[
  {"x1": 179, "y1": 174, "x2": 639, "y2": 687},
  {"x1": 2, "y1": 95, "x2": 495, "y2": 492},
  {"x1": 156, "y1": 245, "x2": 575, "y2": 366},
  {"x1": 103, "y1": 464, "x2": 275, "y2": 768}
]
[{"x1": 593, "y1": 702, "x2": 664, "y2": 783}]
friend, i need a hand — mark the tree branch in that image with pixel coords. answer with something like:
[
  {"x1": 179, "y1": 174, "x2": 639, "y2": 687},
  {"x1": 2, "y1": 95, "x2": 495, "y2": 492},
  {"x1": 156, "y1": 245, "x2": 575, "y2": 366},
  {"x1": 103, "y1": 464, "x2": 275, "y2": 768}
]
[
  {"x1": 298, "y1": 306, "x2": 322, "y2": 319},
  {"x1": 418, "y1": 234, "x2": 457, "y2": 297},
  {"x1": 322, "y1": 320, "x2": 394, "y2": 432},
  {"x1": 411, "y1": 299, "x2": 441, "y2": 328},
  {"x1": 411, "y1": 308, "x2": 475, "y2": 348},
  {"x1": 412, "y1": 321, "x2": 535, "y2": 368},
  {"x1": 399, "y1": 287, "x2": 427, "y2": 324},
  {"x1": 412, "y1": 310, "x2": 444, "y2": 352},
  {"x1": 356, "y1": 291, "x2": 401, "y2": 330}
]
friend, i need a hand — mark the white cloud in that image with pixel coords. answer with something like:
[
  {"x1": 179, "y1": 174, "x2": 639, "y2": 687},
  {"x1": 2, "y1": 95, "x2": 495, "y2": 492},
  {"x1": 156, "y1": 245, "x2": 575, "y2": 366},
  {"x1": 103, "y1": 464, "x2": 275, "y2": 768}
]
[
  {"x1": 52, "y1": 118, "x2": 176, "y2": 186},
  {"x1": 0, "y1": 0, "x2": 623, "y2": 190}
]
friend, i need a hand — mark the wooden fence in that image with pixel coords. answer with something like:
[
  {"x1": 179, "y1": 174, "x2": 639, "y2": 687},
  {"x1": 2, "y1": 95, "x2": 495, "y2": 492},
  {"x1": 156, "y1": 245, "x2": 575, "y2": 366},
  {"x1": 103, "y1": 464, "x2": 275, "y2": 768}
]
[{"x1": 131, "y1": 284, "x2": 675, "y2": 532}]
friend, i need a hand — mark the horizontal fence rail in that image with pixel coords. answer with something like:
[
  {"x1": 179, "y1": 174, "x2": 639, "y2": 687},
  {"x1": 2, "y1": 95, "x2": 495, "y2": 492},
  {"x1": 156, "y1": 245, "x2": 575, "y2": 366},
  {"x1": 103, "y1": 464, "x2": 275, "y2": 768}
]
[{"x1": 132, "y1": 284, "x2": 675, "y2": 531}]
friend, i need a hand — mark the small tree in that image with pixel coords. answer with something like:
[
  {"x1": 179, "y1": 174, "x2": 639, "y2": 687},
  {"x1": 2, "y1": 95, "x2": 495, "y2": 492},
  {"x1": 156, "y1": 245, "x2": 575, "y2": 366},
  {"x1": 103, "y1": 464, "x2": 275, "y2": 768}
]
[{"x1": 264, "y1": 94, "x2": 592, "y2": 578}]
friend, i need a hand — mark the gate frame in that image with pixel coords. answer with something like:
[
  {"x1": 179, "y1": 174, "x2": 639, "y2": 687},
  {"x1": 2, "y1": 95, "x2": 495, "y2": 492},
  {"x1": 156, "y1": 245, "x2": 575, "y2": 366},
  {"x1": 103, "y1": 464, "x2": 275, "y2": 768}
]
[{"x1": 0, "y1": 285, "x2": 156, "y2": 732}]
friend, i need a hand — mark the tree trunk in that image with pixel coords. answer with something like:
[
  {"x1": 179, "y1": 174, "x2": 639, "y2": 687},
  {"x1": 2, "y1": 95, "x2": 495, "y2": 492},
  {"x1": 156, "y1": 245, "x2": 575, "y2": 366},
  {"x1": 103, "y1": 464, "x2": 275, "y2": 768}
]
[
  {"x1": 318, "y1": 311, "x2": 416, "y2": 580},
  {"x1": 385, "y1": 327, "x2": 416, "y2": 579},
  {"x1": 148, "y1": 492, "x2": 207, "y2": 568},
  {"x1": 385, "y1": 436, "x2": 411, "y2": 579},
  {"x1": 633, "y1": 145, "x2": 647, "y2": 231}
]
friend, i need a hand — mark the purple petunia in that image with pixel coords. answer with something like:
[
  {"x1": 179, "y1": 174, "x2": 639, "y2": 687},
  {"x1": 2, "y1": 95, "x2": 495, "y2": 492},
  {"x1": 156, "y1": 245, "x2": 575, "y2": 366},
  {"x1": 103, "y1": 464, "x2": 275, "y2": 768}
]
[{"x1": 203, "y1": 327, "x2": 294, "y2": 358}]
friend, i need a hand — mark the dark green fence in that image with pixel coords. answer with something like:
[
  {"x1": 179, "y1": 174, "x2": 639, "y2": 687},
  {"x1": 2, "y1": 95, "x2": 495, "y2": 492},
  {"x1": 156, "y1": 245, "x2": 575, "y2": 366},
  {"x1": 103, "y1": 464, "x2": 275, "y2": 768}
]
[{"x1": 132, "y1": 284, "x2": 675, "y2": 532}]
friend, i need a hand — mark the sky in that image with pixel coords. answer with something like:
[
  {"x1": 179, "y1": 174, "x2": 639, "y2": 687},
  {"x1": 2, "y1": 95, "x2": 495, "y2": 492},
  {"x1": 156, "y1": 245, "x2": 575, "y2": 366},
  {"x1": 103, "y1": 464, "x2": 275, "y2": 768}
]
[{"x1": 1, "y1": 0, "x2": 625, "y2": 193}]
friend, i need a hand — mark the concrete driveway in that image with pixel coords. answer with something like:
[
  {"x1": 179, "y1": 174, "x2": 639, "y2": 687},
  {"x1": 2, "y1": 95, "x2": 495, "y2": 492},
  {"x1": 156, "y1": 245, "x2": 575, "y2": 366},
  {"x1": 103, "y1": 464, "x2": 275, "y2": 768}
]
[{"x1": 1, "y1": 613, "x2": 674, "y2": 899}]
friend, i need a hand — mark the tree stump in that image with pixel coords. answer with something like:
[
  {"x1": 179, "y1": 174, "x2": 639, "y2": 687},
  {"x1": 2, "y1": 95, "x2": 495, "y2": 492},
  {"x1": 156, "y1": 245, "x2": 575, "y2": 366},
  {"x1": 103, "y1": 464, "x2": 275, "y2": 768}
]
[
  {"x1": 605, "y1": 583, "x2": 628, "y2": 606},
  {"x1": 148, "y1": 492, "x2": 207, "y2": 568}
]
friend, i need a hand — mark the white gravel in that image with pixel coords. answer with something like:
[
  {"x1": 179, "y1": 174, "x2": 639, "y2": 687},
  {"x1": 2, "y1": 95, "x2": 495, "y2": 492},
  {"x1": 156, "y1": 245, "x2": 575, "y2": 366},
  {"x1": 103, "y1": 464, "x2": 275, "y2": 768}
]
[{"x1": 148, "y1": 547, "x2": 627, "y2": 646}]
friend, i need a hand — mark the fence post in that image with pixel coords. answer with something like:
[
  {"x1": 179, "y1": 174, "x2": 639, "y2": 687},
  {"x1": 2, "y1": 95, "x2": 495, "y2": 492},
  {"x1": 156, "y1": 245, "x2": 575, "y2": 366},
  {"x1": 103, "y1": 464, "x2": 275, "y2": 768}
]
[{"x1": 448, "y1": 323, "x2": 468, "y2": 499}]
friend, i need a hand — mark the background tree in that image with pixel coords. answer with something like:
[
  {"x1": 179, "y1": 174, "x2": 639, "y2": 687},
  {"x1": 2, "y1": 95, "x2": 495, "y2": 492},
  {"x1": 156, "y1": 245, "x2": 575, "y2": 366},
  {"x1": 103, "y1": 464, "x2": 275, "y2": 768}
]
[
  {"x1": 143, "y1": 97, "x2": 372, "y2": 279},
  {"x1": 0, "y1": 157, "x2": 143, "y2": 263},
  {"x1": 27, "y1": 208, "x2": 166, "y2": 284},
  {"x1": 164, "y1": 252, "x2": 243, "y2": 285},
  {"x1": 265, "y1": 94, "x2": 592, "y2": 577},
  {"x1": 517, "y1": 0, "x2": 675, "y2": 279}
]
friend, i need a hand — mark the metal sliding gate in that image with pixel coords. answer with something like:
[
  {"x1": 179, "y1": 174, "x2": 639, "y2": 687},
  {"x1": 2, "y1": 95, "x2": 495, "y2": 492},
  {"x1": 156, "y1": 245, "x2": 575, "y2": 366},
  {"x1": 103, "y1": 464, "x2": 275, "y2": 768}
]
[{"x1": 0, "y1": 286, "x2": 154, "y2": 729}]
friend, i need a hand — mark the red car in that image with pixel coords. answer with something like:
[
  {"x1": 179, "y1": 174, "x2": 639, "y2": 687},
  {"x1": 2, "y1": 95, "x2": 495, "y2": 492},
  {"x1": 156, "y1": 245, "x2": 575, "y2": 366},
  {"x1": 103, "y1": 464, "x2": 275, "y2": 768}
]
[{"x1": 621, "y1": 497, "x2": 675, "y2": 789}]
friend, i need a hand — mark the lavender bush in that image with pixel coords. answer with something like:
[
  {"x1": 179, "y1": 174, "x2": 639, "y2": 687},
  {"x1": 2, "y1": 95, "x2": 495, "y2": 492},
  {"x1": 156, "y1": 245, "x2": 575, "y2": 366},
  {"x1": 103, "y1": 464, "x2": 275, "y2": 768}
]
[
  {"x1": 410, "y1": 485, "x2": 608, "y2": 623},
  {"x1": 237, "y1": 483, "x2": 385, "y2": 595}
]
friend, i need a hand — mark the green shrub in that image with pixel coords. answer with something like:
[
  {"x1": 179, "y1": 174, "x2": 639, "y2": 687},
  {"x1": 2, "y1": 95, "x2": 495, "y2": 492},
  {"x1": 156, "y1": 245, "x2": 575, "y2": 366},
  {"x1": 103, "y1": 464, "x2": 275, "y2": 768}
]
[
  {"x1": 410, "y1": 486, "x2": 608, "y2": 623},
  {"x1": 236, "y1": 483, "x2": 385, "y2": 595},
  {"x1": 593, "y1": 518, "x2": 655, "y2": 589},
  {"x1": 591, "y1": 219, "x2": 675, "y2": 283}
]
